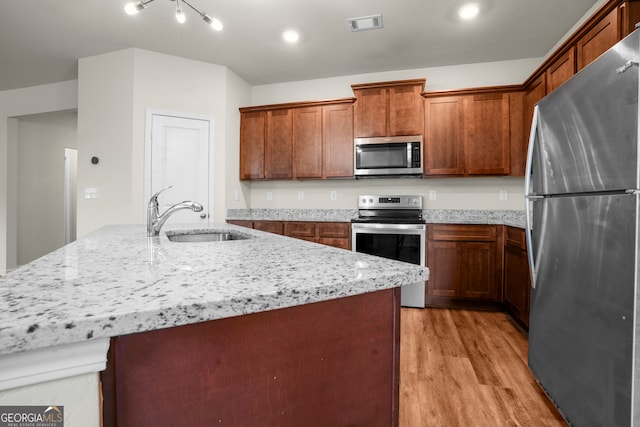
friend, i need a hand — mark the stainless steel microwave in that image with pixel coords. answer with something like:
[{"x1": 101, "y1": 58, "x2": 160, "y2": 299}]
[{"x1": 354, "y1": 135, "x2": 423, "y2": 177}]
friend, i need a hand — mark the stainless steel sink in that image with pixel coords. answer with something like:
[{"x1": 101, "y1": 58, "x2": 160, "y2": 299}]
[{"x1": 165, "y1": 230, "x2": 253, "y2": 243}]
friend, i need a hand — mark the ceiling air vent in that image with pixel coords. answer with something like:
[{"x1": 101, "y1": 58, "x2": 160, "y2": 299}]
[{"x1": 347, "y1": 14, "x2": 383, "y2": 32}]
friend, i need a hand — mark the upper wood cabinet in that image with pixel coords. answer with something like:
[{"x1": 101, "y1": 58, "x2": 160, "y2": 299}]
[
  {"x1": 423, "y1": 89, "x2": 515, "y2": 176},
  {"x1": 240, "y1": 99, "x2": 354, "y2": 181},
  {"x1": 239, "y1": 111, "x2": 266, "y2": 180},
  {"x1": 294, "y1": 101, "x2": 354, "y2": 179},
  {"x1": 423, "y1": 96, "x2": 465, "y2": 175},
  {"x1": 547, "y1": 46, "x2": 576, "y2": 93},
  {"x1": 352, "y1": 79, "x2": 425, "y2": 138},
  {"x1": 464, "y1": 93, "x2": 510, "y2": 175},
  {"x1": 266, "y1": 109, "x2": 293, "y2": 179},
  {"x1": 577, "y1": 7, "x2": 619, "y2": 70},
  {"x1": 523, "y1": 75, "x2": 546, "y2": 150},
  {"x1": 322, "y1": 102, "x2": 354, "y2": 178},
  {"x1": 239, "y1": 108, "x2": 293, "y2": 180},
  {"x1": 293, "y1": 107, "x2": 323, "y2": 179}
]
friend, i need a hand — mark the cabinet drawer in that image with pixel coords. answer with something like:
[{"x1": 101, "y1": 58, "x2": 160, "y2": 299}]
[
  {"x1": 428, "y1": 224, "x2": 497, "y2": 242},
  {"x1": 253, "y1": 221, "x2": 284, "y2": 235},
  {"x1": 505, "y1": 226, "x2": 526, "y2": 250},
  {"x1": 284, "y1": 222, "x2": 316, "y2": 238},
  {"x1": 317, "y1": 222, "x2": 350, "y2": 239},
  {"x1": 318, "y1": 237, "x2": 351, "y2": 250}
]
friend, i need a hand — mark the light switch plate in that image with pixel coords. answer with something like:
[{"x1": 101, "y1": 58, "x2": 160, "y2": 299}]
[
  {"x1": 84, "y1": 187, "x2": 99, "y2": 199},
  {"x1": 330, "y1": 191, "x2": 337, "y2": 201},
  {"x1": 429, "y1": 190, "x2": 437, "y2": 201},
  {"x1": 499, "y1": 189, "x2": 508, "y2": 201},
  {"x1": 266, "y1": 191, "x2": 273, "y2": 201},
  {"x1": 297, "y1": 191, "x2": 304, "y2": 201}
]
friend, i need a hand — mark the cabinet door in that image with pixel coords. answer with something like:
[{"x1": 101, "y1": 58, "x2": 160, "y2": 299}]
[
  {"x1": 509, "y1": 91, "x2": 526, "y2": 177},
  {"x1": 504, "y1": 227, "x2": 530, "y2": 327},
  {"x1": 293, "y1": 107, "x2": 323, "y2": 179},
  {"x1": 524, "y1": 75, "x2": 546, "y2": 150},
  {"x1": 353, "y1": 87, "x2": 388, "y2": 138},
  {"x1": 226, "y1": 220, "x2": 253, "y2": 228},
  {"x1": 504, "y1": 245, "x2": 530, "y2": 328},
  {"x1": 464, "y1": 93, "x2": 510, "y2": 175},
  {"x1": 459, "y1": 241, "x2": 497, "y2": 300},
  {"x1": 547, "y1": 46, "x2": 576, "y2": 93},
  {"x1": 253, "y1": 221, "x2": 284, "y2": 235},
  {"x1": 388, "y1": 84, "x2": 423, "y2": 136},
  {"x1": 577, "y1": 7, "x2": 619, "y2": 70},
  {"x1": 265, "y1": 109, "x2": 293, "y2": 179},
  {"x1": 423, "y1": 96, "x2": 465, "y2": 175},
  {"x1": 240, "y1": 111, "x2": 266, "y2": 180},
  {"x1": 317, "y1": 222, "x2": 351, "y2": 249},
  {"x1": 284, "y1": 222, "x2": 316, "y2": 241},
  {"x1": 323, "y1": 103, "x2": 354, "y2": 178},
  {"x1": 426, "y1": 240, "x2": 459, "y2": 298}
]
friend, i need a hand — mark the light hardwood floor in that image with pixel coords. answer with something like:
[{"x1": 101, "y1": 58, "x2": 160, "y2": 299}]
[{"x1": 399, "y1": 308, "x2": 567, "y2": 426}]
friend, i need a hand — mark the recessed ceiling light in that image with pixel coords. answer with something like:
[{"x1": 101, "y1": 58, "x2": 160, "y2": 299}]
[
  {"x1": 458, "y1": 3, "x2": 480, "y2": 20},
  {"x1": 282, "y1": 29, "x2": 300, "y2": 44}
]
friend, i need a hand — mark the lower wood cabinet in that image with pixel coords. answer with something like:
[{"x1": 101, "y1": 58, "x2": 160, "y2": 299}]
[
  {"x1": 426, "y1": 224, "x2": 503, "y2": 309},
  {"x1": 227, "y1": 220, "x2": 351, "y2": 250},
  {"x1": 503, "y1": 226, "x2": 531, "y2": 329}
]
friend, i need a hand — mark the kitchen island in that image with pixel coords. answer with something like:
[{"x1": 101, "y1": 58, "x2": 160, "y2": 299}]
[{"x1": 0, "y1": 224, "x2": 428, "y2": 426}]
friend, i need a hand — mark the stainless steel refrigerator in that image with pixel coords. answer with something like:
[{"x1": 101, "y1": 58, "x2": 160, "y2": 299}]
[{"x1": 525, "y1": 29, "x2": 640, "y2": 426}]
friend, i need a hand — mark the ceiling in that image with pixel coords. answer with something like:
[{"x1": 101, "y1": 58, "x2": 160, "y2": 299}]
[{"x1": 0, "y1": 0, "x2": 601, "y2": 91}]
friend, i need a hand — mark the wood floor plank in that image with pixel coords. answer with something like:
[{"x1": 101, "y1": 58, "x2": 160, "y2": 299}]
[{"x1": 400, "y1": 308, "x2": 566, "y2": 426}]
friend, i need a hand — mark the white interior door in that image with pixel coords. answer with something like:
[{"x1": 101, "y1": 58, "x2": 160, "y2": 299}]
[{"x1": 149, "y1": 113, "x2": 211, "y2": 226}]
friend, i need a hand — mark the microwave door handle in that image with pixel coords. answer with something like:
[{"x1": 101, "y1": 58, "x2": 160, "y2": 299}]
[{"x1": 406, "y1": 143, "x2": 411, "y2": 167}]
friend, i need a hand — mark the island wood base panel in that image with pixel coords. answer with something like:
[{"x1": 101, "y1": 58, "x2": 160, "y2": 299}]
[{"x1": 101, "y1": 288, "x2": 401, "y2": 427}]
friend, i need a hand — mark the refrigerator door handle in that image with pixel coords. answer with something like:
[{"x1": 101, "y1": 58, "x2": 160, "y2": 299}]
[
  {"x1": 525, "y1": 105, "x2": 540, "y2": 289},
  {"x1": 525, "y1": 199, "x2": 538, "y2": 289}
]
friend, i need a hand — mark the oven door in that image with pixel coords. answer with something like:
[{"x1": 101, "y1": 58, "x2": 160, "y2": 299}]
[{"x1": 352, "y1": 223, "x2": 426, "y2": 308}]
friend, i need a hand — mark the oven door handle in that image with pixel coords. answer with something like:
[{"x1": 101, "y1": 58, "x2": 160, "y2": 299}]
[{"x1": 352, "y1": 223, "x2": 426, "y2": 231}]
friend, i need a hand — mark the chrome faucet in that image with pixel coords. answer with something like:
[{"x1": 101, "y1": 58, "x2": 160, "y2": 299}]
[{"x1": 147, "y1": 186, "x2": 204, "y2": 237}]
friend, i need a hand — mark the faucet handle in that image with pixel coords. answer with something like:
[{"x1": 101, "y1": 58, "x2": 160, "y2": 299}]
[{"x1": 150, "y1": 186, "x2": 173, "y2": 205}]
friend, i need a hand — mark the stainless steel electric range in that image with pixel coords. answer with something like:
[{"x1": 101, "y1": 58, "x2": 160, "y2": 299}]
[{"x1": 351, "y1": 195, "x2": 426, "y2": 308}]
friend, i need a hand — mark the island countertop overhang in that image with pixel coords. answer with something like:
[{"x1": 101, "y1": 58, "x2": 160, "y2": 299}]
[{"x1": 0, "y1": 223, "x2": 428, "y2": 356}]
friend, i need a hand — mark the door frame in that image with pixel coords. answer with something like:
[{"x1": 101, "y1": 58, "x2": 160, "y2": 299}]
[{"x1": 144, "y1": 109, "x2": 215, "y2": 222}]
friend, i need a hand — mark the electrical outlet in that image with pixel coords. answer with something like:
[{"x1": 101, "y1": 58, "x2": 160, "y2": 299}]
[
  {"x1": 330, "y1": 191, "x2": 337, "y2": 201},
  {"x1": 234, "y1": 190, "x2": 240, "y2": 201},
  {"x1": 266, "y1": 191, "x2": 273, "y2": 201},
  {"x1": 499, "y1": 189, "x2": 508, "y2": 201},
  {"x1": 429, "y1": 190, "x2": 437, "y2": 201},
  {"x1": 297, "y1": 191, "x2": 304, "y2": 201}
]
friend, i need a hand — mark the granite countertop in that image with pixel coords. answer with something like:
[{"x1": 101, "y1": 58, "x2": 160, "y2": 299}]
[
  {"x1": 226, "y1": 208, "x2": 526, "y2": 228},
  {"x1": 0, "y1": 224, "x2": 428, "y2": 356}
]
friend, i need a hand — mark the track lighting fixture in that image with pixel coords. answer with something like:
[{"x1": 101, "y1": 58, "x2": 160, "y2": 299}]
[{"x1": 124, "y1": 0, "x2": 223, "y2": 31}]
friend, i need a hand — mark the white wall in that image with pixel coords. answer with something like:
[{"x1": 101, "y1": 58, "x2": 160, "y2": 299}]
[
  {"x1": 0, "y1": 80, "x2": 78, "y2": 275},
  {"x1": 77, "y1": 48, "x2": 249, "y2": 237},
  {"x1": 224, "y1": 69, "x2": 252, "y2": 210},
  {"x1": 17, "y1": 111, "x2": 78, "y2": 265}
]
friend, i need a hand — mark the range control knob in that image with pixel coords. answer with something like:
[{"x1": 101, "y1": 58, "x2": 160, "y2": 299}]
[{"x1": 368, "y1": 198, "x2": 373, "y2": 203}]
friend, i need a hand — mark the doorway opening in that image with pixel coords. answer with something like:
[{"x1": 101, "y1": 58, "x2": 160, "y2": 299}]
[{"x1": 64, "y1": 148, "x2": 78, "y2": 244}]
